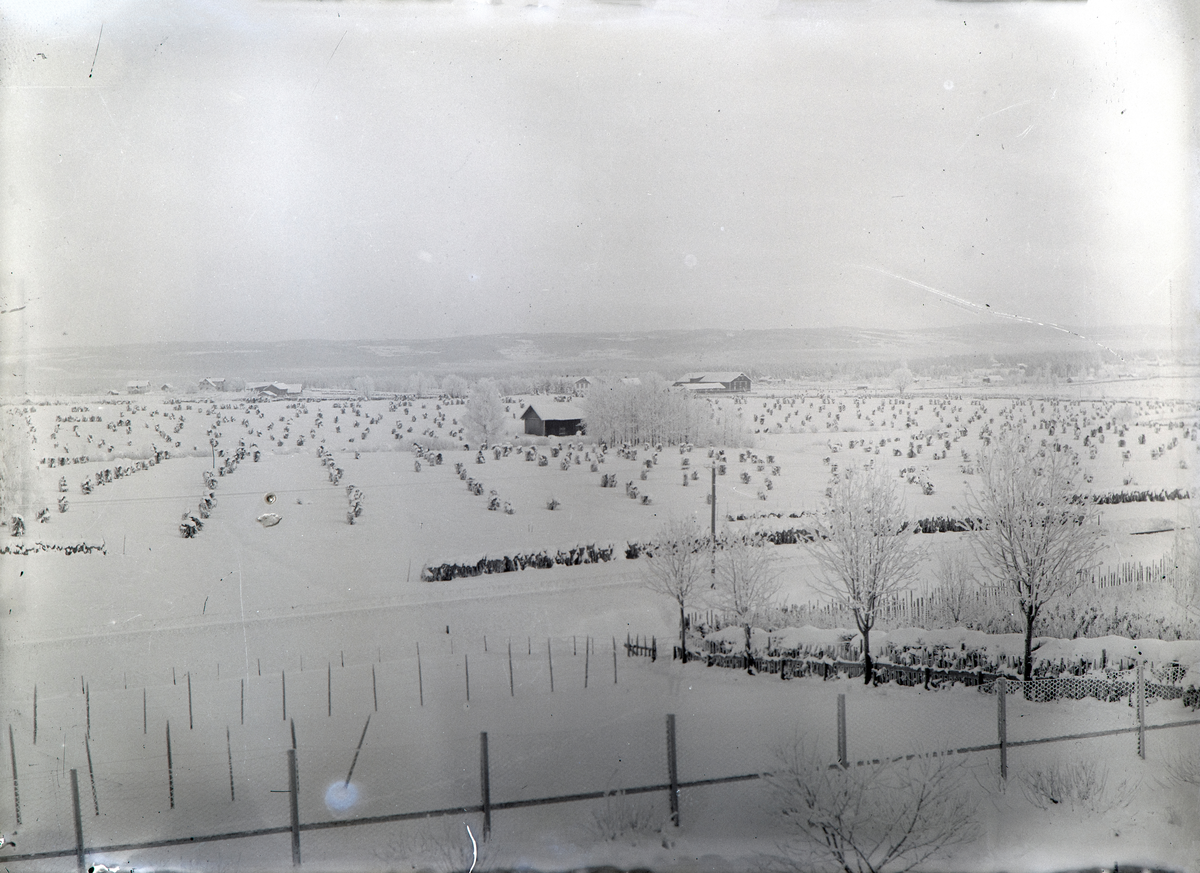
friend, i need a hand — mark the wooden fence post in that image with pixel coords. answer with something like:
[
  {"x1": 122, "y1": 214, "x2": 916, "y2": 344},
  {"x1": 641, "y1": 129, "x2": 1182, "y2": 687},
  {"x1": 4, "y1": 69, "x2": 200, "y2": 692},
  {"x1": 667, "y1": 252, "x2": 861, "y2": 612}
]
[
  {"x1": 8, "y1": 724, "x2": 21, "y2": 825},
  {"x1": 85, "y1": 736, "x2": 99, "y2": 814},
  {"x1": 480, "y1": 732, "x2": 492, "y2": 841},
  {"x1": 417, "y1": 643, "x2": 424, "y2": 707},
  {"x1": 227, "y1": 727, "x2": 236, "y2": 802},
  {"x1": 666, "y1": 714, "x2": 680, "y2": 827},
  {"x1": 345, "y1": 715, "x2": 371, "y2": 787},
  {"x1": 997, "y1": 677, "x2": 1007, "y2": 780},
  {"x1": 837, "y1": 694, "x2": 847, "y2": 768},
  {"x1": 288, "y1": 748, "x2": 301, "y2": 866},
  {"x1": 1137, "y1": 660, "x2": 1146, "y2": 759},
  {"x1": 166, "y1": 720, "x2": 175, "y2": 809},
  {"x1": 70, "y1": 768, "x2": 84, "y2": 872}
]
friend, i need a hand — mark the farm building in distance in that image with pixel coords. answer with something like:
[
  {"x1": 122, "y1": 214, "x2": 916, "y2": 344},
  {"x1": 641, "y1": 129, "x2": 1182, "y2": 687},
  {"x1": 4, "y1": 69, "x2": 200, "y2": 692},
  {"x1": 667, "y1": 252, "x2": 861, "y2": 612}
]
[
  {"x1": 199, "y1": 378, "x2": 226, "y2": 391},
  {"x1": 126, "y1": 380, "x2": 151, "y2": 394},
  {"x1": 673, "y1": 372, "x2": 752, "y2": 393},
  {"x1": 247, "y1": 381, "x2": 304, "y2": 399},
  {"x1": 521, "y1": 403, "x2": 586, "y2": 437}
]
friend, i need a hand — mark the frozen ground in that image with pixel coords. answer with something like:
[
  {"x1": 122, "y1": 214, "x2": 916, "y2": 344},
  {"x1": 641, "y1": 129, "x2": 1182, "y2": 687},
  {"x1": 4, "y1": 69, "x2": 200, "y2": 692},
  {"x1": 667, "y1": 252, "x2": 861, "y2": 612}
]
[{"x1": 1, "y1": 388, "x2": 1198, "y2": 871}]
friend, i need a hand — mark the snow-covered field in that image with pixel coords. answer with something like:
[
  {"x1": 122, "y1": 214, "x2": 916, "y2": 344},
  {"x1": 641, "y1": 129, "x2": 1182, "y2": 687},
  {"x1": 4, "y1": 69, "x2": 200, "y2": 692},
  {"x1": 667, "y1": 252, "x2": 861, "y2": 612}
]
[{"x1": 2, "y1": 388, "x2": 1198, "y2": 872}]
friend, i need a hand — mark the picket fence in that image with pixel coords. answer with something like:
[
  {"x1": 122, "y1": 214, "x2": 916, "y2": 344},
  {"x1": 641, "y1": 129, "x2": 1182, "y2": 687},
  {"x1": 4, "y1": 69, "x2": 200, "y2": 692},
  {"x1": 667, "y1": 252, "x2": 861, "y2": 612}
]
[{"x1": 689, "y1": 558, "x2": 1178, "y2": 633}]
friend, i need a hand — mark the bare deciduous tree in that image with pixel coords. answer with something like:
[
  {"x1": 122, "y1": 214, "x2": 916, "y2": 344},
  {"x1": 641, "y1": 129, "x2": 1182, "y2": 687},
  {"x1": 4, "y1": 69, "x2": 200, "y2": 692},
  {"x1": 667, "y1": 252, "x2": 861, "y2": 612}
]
[
  {"x1": 711, "y1": 531, "x2": 781, "y2": 666},
  {"x1": 966, "y1": 431, "x2": 1103, "y2": 681},
  {"x1": 767, "y1": 741, "x2": 978, "y2": 873},
  {"x1": 812, "y1": 463, "x2": 919, "y2": 684},
  {"x1": 1168, "y1": 504, "x2": 1200, "y2": 618},
  {"x1": 640, "y1": 517, "x2": 711, "y2": 664},
  {"x1": 933, "y1": 548, "x2": 977, "y2": 626}
]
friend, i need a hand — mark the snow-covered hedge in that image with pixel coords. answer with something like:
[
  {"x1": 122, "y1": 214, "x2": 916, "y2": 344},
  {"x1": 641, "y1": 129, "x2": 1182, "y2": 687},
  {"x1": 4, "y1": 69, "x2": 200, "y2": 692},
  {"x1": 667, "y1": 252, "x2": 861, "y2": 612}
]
[
  {"x1": 0, "y1": 541, "x2": 107, "y2": 556},
  {"x1": 421, "y1": 543, "x2": 616, "y2": 581}
]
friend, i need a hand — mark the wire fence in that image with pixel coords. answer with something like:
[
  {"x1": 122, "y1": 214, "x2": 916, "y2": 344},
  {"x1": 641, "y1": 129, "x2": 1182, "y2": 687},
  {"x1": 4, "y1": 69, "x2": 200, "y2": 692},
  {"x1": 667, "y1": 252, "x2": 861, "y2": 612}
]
[{"x1": 3, "y1": 648, "x2": 1199, "y2": 871}]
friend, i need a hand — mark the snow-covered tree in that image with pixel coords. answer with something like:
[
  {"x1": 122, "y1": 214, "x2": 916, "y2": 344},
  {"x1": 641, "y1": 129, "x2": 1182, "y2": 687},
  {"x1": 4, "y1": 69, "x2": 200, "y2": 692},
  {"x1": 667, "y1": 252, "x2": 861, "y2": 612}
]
[
  {"x1": 640, "y1": 517, "x2": 711, "y2": 664},
  {"x1": 405, "y1": 372, "x2": 439, "y2": 395},
  {"x1": 585, "y1": 374, "x2": 748, "y2": 447},
  {"x1": 441, "y1": 374, "x2": 470, "y2": 399},
  {"x1": 812, "y1": 463, "x2": 919, "y2": 684},
  {"x1": 966, "y1": 431, "x2": 1103, "y2": 681},
  {"x1": 768, "y1": 740, "x2": 978, "y2": 873},
  {"x1": 462, "y1": 379, "x2": 507, "y2": 447},
  {"x1": 890, "y1": 366, "x2": 914, "y2": 394},
  {"x1": 711, "y1": 531, "x2": 781, "y2": 665},
  {"x1": 933, "y1": 548, "x2": 978, "y2": 626},
  {"x1": 351, "y1": 375, "x2": 375, "y2": 400},
  {"x1": 1168, "y1": 504, "x2": 1200, "y2": 618}
]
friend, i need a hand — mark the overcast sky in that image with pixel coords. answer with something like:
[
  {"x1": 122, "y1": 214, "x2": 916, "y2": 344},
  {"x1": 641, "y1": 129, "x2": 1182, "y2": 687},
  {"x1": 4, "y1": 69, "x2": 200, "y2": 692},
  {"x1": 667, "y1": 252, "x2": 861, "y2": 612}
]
[{"x1": 0, "y1": 0, "x2": 1193, "y2": 349}]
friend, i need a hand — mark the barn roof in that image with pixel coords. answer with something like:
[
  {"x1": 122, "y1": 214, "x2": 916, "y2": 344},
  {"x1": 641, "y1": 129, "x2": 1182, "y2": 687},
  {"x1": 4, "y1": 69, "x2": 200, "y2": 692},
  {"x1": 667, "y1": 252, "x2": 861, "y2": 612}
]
[
  {"x1": 676, "y1": 372, "x2": 749, "y2": 384},
  {"x1": 249, "y1": 381, "x2": 303, "y2": 396},
  {"x1": 522, "y1": 403, "x2": 586, "y2": 422}
]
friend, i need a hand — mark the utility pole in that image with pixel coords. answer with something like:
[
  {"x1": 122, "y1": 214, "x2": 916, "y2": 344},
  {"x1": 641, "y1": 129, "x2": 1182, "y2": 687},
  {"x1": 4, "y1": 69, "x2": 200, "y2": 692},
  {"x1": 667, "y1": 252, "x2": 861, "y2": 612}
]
[{"x1": 710, "y1": 462, "x2": 717, "y2": 580}]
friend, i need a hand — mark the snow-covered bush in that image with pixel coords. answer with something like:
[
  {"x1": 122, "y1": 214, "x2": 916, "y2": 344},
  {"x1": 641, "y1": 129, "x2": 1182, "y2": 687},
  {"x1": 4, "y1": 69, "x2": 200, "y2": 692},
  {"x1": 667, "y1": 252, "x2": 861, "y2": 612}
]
[
  {"x1": 1020, "y1": 759, "x2": 1137, "y2": 814},
  {"x1": 373, "y1": 819, "x2": 494, "y2": 873},
  {"x1": 767, "y1": 741, "x2": 977, "y2": 873},
  {"x1": 586, "y1": 790, "x2": 664, "y2": 843},
  {"x1": 1158, "y1": 750, "x2": 1200, "y2": 787}
]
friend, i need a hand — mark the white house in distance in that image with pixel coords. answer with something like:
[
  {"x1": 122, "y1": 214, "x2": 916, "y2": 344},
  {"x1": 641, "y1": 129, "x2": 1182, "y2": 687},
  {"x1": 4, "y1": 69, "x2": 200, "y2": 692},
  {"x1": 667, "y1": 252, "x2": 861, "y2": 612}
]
[{"x1": 673, "y1": 372, "x2": 752, "y2": 393}]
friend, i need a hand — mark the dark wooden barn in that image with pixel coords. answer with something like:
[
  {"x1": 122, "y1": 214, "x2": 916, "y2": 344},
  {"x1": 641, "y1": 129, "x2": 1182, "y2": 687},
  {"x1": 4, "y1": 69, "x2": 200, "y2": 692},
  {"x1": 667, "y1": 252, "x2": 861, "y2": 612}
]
[{"x1": 521, "y1": 404, "x2": 586, "y2": 437}]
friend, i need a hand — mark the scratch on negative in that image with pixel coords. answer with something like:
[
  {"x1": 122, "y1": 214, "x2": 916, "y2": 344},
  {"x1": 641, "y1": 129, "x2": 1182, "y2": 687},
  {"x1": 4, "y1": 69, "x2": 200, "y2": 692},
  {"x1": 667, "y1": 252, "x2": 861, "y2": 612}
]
[
  {"x1": 465, "y1": 824, "x2": 478, "y2": 873},
  {"x1": 88, "y1": 23, "x2": 104, "y2": 79},
  {"x1": 313, "y1": 30, "x2": 349, "y2": 93},
  {"x1": 855, "y1": 264, "x2": 1127, "y2": 362}
]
